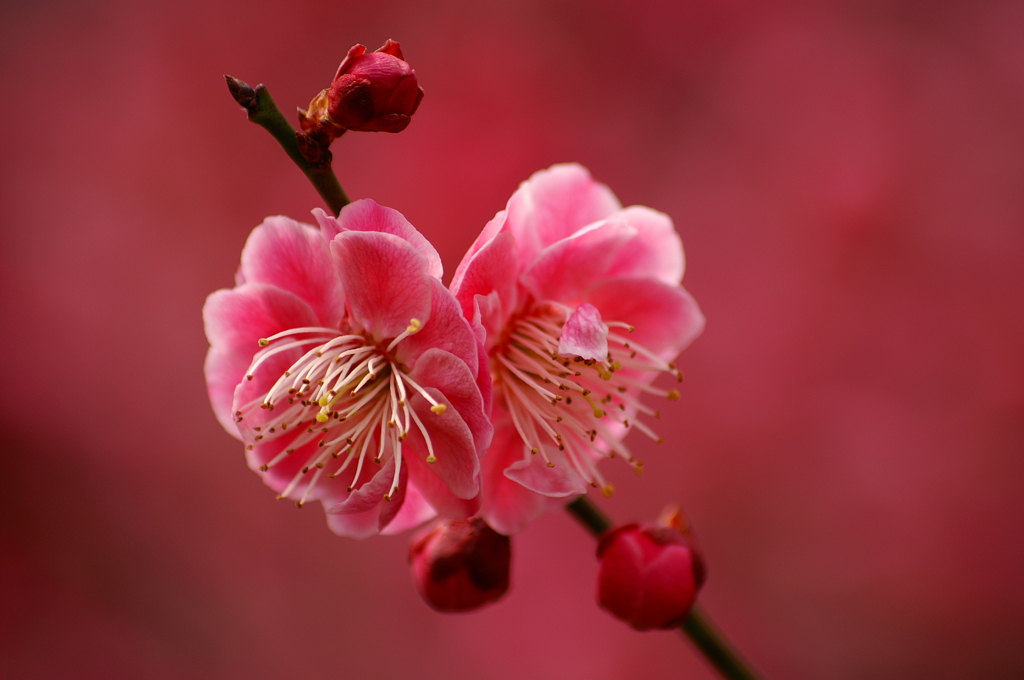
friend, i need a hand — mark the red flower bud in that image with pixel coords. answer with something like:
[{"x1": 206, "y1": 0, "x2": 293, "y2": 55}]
[
  {"x1": 595, "y1": 508, "x2": 706, "y2": 631},
  {"x1": 409, "y1": 518, "x2": 511, "y2": 613},
  {"x1": 297, "y1": 41, "x2": 423, "y2": 164}
]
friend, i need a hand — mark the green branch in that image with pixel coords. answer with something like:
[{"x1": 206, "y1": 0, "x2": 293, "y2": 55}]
[
  {"x1": 225, "y1": 76, "x2": 349, "y2": 215},
  {"x1": 565, "y1": 497, "x2": 765, "y2": 680}
]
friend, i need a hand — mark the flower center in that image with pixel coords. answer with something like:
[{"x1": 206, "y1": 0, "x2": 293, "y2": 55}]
[
  {"x1": 234, "y1": 321, "x2": 445, "y2": 508},
  {"x1": 493, "y1": 304, "x2": 683, "y2": 496}
]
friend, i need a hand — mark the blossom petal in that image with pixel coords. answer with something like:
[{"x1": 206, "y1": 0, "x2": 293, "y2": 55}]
[
  {"x1": 396, "y1": 279, "x2": 479, "y2": 379},
  {"x1": 239, "y1": 216, "x2": 345, "y2": 329},
  {"x1": 504, "y1": 163, "x2": 621, "y2": 264},
  {"x1": 520, "y1": 218, "x2": 635, "y2": 305},
  {"x1": 503, "y1": 448, "x2": 588, "y2": 498},
  {"x1": 313, "y1": 200, "x2": 443, "y2": 279},
  {"x1": 480, "y1": 413, "x2": 570, "y2": 535},
  {"x1": 380, "y1": 479, "x2": 437, "y2": 534},
  {"x1": 324, "y1": 456, "x2": 404, "y2": 516},
  {"x1": 451, "y1": 209, "x2": 508, "y2": 287},
  {"x1": 403, "y1": 381, "x2": 481, "y2": 500},
  {"x1": 405, "y1": 453, "x2": 481, "y2": 519},
  {"x1": 604, "y1": 206, "x2": 685, "y2": 285},
  {"x1": 325, "y1": 505, "x2": 387, "y2": 539},
  {"x1": 330, "y1": 230, "x2": 433, "y2": 341},
  {"x1": 245, "y1": 432, "x2": 310, "y2": 496},
  {"x1": 203, "y1": 284, "x2": 319, "y2": 434},
  {"x1": 584, "y1": 277, "x2": 705, "y2": 359},
  {"x1": 449, "y1": 230, "x2": 519, "y2": 329},
  {"x1": 408, "y1": 348, "x2": 492, "y2": 457},
  {"x1": 558, "y1": 303, "x2": 609, "y2": 361}
]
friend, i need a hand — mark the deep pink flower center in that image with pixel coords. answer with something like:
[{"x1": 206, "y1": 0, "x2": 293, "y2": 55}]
[
  {"x1": 234, "y1": 321, "x2": 444, "y2": 507},
  {"x1": 491, "y1": 303, "x2": 683, "y2": 494}
]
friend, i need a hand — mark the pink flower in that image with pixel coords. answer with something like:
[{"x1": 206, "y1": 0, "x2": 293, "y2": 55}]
[
  {"x1": 450, "y1": 164, "x2": 704, "y2": 535},
  {"x1": 596, "y1": 508, "x2": 706, "y2": 631},
  {"x1": 203, "y1": 200, "x2": 491, "y2": 538}
]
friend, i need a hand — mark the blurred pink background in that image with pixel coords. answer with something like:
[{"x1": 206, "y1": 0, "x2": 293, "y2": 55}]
[{"x1": 2, "y1": 1, "x2": 1023, "y2": 678}]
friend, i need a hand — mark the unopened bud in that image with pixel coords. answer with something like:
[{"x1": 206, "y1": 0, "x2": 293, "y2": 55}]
[
  {"x1": 409, "y1": 518, "x2": 511, "y2": 613},
  {"x1": 299, "y1": 39, "x2": 423, "y2": 149},
  {"x1": 595, "y1": 507, "x2": 706, "y2": 631}
]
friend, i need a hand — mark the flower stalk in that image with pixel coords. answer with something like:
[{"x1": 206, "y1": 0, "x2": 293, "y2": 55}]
[
  {"x1": 225, "y1": 76, "x2": 350, "y2": 215},
  {"x1": 566, "y1": 497, "x2": 765, "y2": 680}
]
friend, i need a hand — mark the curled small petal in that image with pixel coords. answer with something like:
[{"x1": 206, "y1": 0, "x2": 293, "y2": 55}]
[{"x1": 558, "y1": 303, "x2": 609, "y2": 361}]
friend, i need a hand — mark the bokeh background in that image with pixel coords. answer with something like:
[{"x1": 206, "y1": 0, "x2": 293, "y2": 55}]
[{"x1": 2, "y1": 0, "x2": 1023, "y2": 678}]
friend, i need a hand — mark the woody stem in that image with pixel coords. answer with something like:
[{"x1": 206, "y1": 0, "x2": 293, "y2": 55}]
[
  {"x1": 565, "y1": 497, "x2": 765, "y2": 680},
  {"x1": 224, "y1": 76, "x2": 350, "y2": 215}
]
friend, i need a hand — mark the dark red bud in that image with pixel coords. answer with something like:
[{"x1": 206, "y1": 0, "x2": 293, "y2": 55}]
[
  {"x1": 409, "y1": 518, "x2": 511, "y2": 613},
  {"x1": 595, "y1": 508, "x2": 705, "y2": 631},
  {"x1": 326, "y1": 40, "x2": 423, "y2": 133},
  {"x1": 297, "y1": 41, "x2": 423, "y2": 145}
]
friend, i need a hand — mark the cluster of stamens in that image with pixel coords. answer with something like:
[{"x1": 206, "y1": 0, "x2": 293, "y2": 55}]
[
  {"x1": 495, "y1": 306, "x2": 683, "y2": 497},
  {"x1": 234, "y1": 320, "x2": 446, "y2": 508}
]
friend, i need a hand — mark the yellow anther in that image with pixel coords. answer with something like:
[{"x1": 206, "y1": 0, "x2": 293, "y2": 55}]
[
  {"x1": 318, "y1": 395, "x2": 330, "y2": 407},
  {"x1": 407, "y1": 318, "x2": 423, "y2": 333},
  {"x1": 315, "y1": 410, "x2": 330, "y2": 423},
  {"x1": 599, "y1": 370, "x2": 613, "y2": 381},
  {"x1": 426, "y1": 454, "x2": 437, "y2": 464},
  {"x1": 546, "y1": 461, "x2": 555, "y2": 468},
  {"x1": 257, "y1": 338, "x2": 269, "y2": 347},
  {"x1": 601, "y1": 484, "x2": 615, "y2": 498},
  {"x1": 430, "y1": 404, "x2": 447, "y2": 415},
  {"x1": 593, "y1": 408, "x2": 605, "y2": 418},
  {"x1": 667, "y1": 389, "x2": 680, "y2": 401}
]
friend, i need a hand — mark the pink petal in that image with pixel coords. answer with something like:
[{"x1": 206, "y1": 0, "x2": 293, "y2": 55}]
[
  {"x1": 313, "y1": 200, "x2": 443, "y2": 279},
  {"x1": 504, "y1": 448, "x2": 588, "y2": 498},
  {"x1": 238, "y1": 216, "x2": 345, "y2": 329},
  {"x1": 380, "y1": 479, "x2": 437, "y2": 535},
  {"x1": 325, "y1": 505, "x2": 387, "y2": 539},
  {"x1": 246, "y1": 434, "x2": 316, "y2": 497},
  {"x1": 479, "y1": 416, "x2": 562, "y2": 535},
  {"x1": 504, "y1": 163, "x2": 622, "y2": 264},
  {"x1": 324, "y1": 455, "x2": 401, "y2": 515},
  {"x1": 604, "y1": 206, "x2": 686, "y2": 285},
  {"x1": 396, "y1": 278, "x2": 479, "y2": 379},
  {"x1": 558, "y1": 303, "x2": 609, "y2": 361},
  {"x1": 204, "y1": 345, "x2": 253, "y2": 436},
  {"x1": 403, "y1": 383, "x2": 481, "y2": 500},
  {"x1": 408, "y1": 348, "x2": 493, "y2": 457},
  {"x1": 404, "y1": 453, "x2": 481, "y2": 519},
  {"x1": 584, "y1": 277, "x2": 705, "y2": 360},
  {"x1": 203, "y1": 284, "x2": 319, "y2": 433},
  {"x1": 451, "y1": 209, "x2": 508, "y2": 288},
  {"x1": 449, "y1": 230, "x2": 520, "y2": 327},
  {"x1": 519, "y1": 218, "x2": 635, "y2": 306},
  {"x1": 330, "y1": 231, "x2": 434, "y2": 341}
]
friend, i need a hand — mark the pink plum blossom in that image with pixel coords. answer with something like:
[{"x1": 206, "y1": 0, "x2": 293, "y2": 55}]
[
  {"x1": 450, "y1": 164, "x2": 704, "y2": 535},
  {"x1": 203, "y1": 200, "x2": 492, "y2": 538}
]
